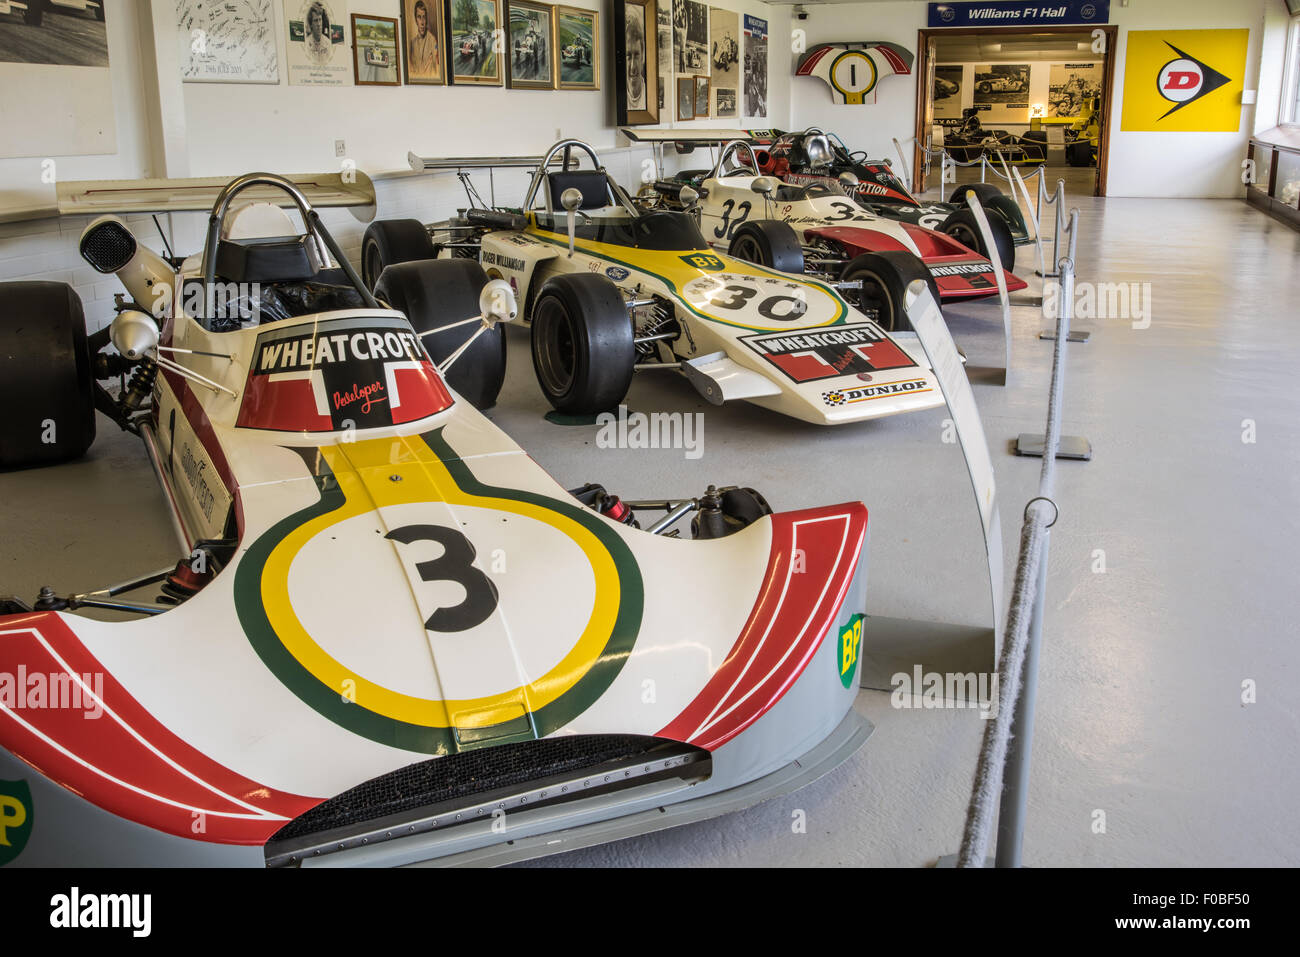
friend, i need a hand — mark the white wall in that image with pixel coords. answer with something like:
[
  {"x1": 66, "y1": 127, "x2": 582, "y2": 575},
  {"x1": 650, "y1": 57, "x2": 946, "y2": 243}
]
[
  {"x1": 787, "y1": 0, "x2": 1290, "y2": 199},
  {"x1": 0, "y1": 0, "x2": 789, "y2": 332}
]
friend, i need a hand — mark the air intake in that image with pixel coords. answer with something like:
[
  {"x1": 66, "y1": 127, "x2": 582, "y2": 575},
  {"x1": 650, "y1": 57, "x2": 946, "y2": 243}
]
[{"x1": 80, "y1": 218, "x2": 137, "y2": 273}]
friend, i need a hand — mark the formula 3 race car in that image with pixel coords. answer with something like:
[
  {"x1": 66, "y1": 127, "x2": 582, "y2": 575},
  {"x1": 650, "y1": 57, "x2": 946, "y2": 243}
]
[
  {"x1": 656, "y1": 141, "x2": 1026, "y2": 321},
  {"x1": 0, "y1": 171, "x2": 875, "y2": 867},
  {"x1": 748, "y1": 128, "x2": 1034, "y2": 263},
  {"x1": 362, "y1": 139, "x2": 948, "y2": 424}
]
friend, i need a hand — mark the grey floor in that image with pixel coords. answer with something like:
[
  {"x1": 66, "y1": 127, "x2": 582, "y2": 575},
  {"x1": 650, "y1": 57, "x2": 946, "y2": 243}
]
[{"x1": 3, "y1": 189, "x2": 1298, "y2": 866}]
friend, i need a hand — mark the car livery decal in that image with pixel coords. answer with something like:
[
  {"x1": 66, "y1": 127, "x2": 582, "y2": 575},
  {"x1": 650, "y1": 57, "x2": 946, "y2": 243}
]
[
  {"x1": 823, "y1": 378, "x2": 933, "y2": 406},
  {"x1": 0, "y1": 779, "x2": 32, "y2": 865},
  {"x1": 740, "y1": 322, "x2": 916, "y2": 384},
  {"x1": 526, "y1": 227, "x2": 850, "y2": 331},
  {"x1": 235, "y1": 428, "x2": 645, "y2": 755}
]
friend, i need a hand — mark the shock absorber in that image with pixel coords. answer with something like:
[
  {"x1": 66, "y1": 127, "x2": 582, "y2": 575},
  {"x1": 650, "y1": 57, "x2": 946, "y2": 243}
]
[{"x1": 121, "y1": 357, "x2": 158, "y2": 412}]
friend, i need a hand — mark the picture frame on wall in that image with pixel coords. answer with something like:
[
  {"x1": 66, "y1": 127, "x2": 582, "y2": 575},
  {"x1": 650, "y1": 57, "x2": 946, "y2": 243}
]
[
  {"x1": 614, "y1": 0, "x2": 659, "y2": 125},
  {"x1": 506, "y1": 0, "x2": 556, "y2": 90},
  {"x1": 447, "y1": 0, "x2": 503, "y2": 86},
  {"x1": 556, "y1": 5, "x2": 599, "y2": 91},
  {"x1": 676, "y1": 75, "x2": 694, "y2": 120},
  {"x1": 694, "y1": 73, "x2": 709, "y2": 118},
  {"x1": 352, "y1": 14, "x2": 401, "y2": 86},
  {"x1": 401, "y1": 0, "x2": 446, "y2": 84}
]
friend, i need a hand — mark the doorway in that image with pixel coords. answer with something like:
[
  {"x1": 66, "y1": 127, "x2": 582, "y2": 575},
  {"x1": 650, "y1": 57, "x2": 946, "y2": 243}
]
[{"x1": 913, "y1": 25, "x2": 1118, "y2": 198}]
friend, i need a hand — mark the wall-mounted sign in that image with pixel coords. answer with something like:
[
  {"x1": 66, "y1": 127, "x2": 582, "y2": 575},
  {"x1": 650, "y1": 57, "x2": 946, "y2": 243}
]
[
  {"x1": 1120, "y1": 29, "x2": 1247, "y2": 132},
  {"x1": 928, "y1": 1, "x2": 1109, "y2": 28},
  {"x1": 795, "y1": 41, "x2": 913, "y2": 105}
]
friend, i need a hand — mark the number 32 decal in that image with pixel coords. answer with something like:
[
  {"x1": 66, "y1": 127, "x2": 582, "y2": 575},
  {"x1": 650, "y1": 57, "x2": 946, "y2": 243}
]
[{"x1": 714, "y1": 199, "x2": 753, "y2": 239}]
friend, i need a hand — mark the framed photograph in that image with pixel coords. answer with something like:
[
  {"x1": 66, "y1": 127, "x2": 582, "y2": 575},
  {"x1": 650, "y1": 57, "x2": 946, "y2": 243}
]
[
  {"x1": 285, "y1": 0, "x2": 352, "y2": 85},
  {"x1": 655, "y1": 3, "x2": 671, "y2": 110},
  {"x1": 352, "y1": 14, "x2": 400, "y2": 85},
  {"x1": 742, "y1": 14, "x2": 767, "y2": 118},
  {"x1": 709, "y1": 7, "x2": 737, "y2": 115},
  {"x1": 694, "y1": 73, "x2": 709, "y2": 118},
  {"x1": 672, "y1": 0, "x2": 707, "y2": 75},
  {"x1": 556, "y1": 5, "x2": 599, "y2": 91},
  {"x1": 447, "y1": 0, "x2": 503, "y2": 86},
  {"x1": 614, "y1": 0, "x2": 659, "y2": 125},
  {"x1": 506, "y1": 0, "x2": 555, "y2": 90},
  {"x1": 401, "y1": 0, "x2": 446, "y2": 84},
  {"x1": 676, "y1": 75, "x2": 694, "y2": 120}
]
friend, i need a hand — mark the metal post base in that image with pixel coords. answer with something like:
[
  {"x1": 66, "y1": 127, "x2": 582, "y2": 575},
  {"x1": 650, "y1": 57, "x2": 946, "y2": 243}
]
[
  {"x1": 934, "y1": 853, "x2": 996, "y2": 868},
  {"x1": 1039, "y1": 330, "x2": 1090, "y2": 342},
  {"x1": 1015, "y1": 433, "x2": 1092, "y2": 459}
]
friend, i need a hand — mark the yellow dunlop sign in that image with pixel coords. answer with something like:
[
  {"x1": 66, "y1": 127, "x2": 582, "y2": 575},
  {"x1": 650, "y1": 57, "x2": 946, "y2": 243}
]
[{"x1": 1121, "y1": 30, "x2": 1247, "y2": 132}]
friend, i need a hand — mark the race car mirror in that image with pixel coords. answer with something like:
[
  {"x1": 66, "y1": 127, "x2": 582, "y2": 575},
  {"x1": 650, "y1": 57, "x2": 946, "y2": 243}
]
[
  {"x1": 678, "y1": 185, "x2": 700, "y2": 208},
  {"x1": 751, "y1": 176, "x2": 779, "y2": 196},
  {"x1": 838, "y1": 171, "x2": 860, "y2": 187},
  {"x1": 109, "y1": 308, "x2": 159, "y2": 361},
  {"x1": 561, "y1": 187, "x2": 583, "y2": 256},
  {"x1": 479, "y1": 278, "x2": 518, "y2": 325}
]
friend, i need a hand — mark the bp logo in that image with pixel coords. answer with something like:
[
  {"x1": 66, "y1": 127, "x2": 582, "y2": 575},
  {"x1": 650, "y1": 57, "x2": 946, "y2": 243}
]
[
  {"x1": 1156, "y1": 43, "x2": 1230, "y2": 119},
  {"x1": 836, "y1": 613, "x2": 864, "y2": 688},
  {"x1": 0, "y1": 780, "x2": 32, "y2": 866},
  {"x1": 680, "y1": 253, "x2": 725, "y2": 272}
]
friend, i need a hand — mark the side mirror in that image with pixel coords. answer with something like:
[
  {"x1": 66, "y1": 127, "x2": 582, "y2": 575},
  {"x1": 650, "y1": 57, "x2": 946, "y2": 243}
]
[
  {"x1": 561, "y1": 187, "x2": 583, "y2": 256},
  {"x1": 838, "y1": 171, "x2": 860, "y2": 187},
  {"x1": 751, "y1": 176, "x2": 779, "y2": 197},
  {"x1": 110, "y1": 308, "x2": 159, "y2": 361},
  {"x1": 678, "y1": 185, "x2": 699, "y2": 208},
  {"x1": 479, "y1": 278, "x2": 518, "y2": 326}
]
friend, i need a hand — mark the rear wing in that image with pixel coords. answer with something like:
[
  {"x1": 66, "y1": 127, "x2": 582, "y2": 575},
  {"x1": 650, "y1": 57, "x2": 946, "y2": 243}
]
[
  {"x1": 56, "y1": 171, "x2": 377, "y2": 221},
  {"x1": 407, "y1": 152, "x2": 551, "y2": 171}
]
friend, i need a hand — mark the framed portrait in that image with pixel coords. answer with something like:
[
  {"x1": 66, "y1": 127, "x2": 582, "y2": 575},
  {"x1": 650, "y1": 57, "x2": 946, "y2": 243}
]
[
  {"x1": 676, "y1": 75, "x2": 694, "y2": 120},
  {"x1": 285, "y1": 0, "x2": 352, "y2": 86},
  {"x1": 352, "y1": 14, "x2": 400, "y2": 86},
  {"x1": 447, "y1": 0, "x2": 503, "y2": 85},
  {"x1": 694, "y1": 73, "x2": 709, "y2": 118},
  {"x1": 506, "y1": 0, "x2": 555, "y2": 90},
  {"x1": 556, "y1": 5, "x2": 599, "y2": 91},
  {"x1": 613, "y1": 0, "x2": 659, "y2": 125},
  {"x1": 400, "y1": 0, "x2": 446, "y2": 84}
]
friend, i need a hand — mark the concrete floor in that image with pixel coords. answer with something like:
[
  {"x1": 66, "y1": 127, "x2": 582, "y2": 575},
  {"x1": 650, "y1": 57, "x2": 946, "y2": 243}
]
[{"x1": 3, "y1": 191, "x2": 1298, "y2": 866}]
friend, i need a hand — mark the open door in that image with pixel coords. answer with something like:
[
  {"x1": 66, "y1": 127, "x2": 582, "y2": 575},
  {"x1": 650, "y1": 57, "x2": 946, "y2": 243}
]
[{"x1": 913, "y1": 34, "x2": 938, "y2": 195}]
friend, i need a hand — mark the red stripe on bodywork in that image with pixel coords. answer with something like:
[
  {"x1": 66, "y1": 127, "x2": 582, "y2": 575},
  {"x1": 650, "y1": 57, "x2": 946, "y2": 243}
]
[
  {"x1": 0, "y1": 612, "x2": 319, "y2": 845},
  {"x1": 657, "y1": 504, "x2": 867, "y2": 752}
]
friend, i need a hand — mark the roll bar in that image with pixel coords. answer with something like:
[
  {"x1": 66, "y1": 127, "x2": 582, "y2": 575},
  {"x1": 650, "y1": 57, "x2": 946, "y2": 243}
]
[
  {"x1": 521, "y1": 139, "x2": 641, "y2": 218},
  {"x1": 199, "y1": 172, "x2": 379, "y2": 309},
  {"x1": 708, "y1": 140, "x2": 764, "y2": 179}
]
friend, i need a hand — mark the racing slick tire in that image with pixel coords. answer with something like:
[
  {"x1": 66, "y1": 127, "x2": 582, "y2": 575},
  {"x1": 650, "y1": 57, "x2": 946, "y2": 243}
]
[
  {"x1": 362, "y1": 219, "x2": 435, "y2": 290},
  {"x1": 838, "y1": 251, "x2": 937, "y2": 334},
  {"x1": 948, "y1": 183, "x2": 1003, "y2": 208},
  {"x1": 727, "y1": 221, "x2": 805, "y2": 275},
  {"x1": 374, "y1": 259, "x2": 507, "y2": 410},
  {"x1": 1067, "y1": 142, "x2": 1094, "y2": 167},
  {"x1": 938, "y1": 207, "x2": 1016, "y2": 274},
  {"x1": 530, "y1": 273, "x2": 635, "y2": 415},
  {"x1": 24, "y1": 1, "x2": 43, "y2": 25},
  {"x1": 0, "y1": 282, "x2": 96, "y2": 469}
]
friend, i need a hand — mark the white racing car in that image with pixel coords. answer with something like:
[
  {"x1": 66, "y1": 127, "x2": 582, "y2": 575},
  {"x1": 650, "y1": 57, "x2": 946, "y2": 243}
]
[
  {"x1": 0, "y1": 171, "x2": 874, "y2": 867},
  {"x1": 362, "y1": 139, "x2": 947, "y2": 425}
]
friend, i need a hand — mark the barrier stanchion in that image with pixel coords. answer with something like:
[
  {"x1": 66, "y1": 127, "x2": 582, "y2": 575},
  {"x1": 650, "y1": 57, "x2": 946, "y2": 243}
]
[
  {"x1": 965, "y1": 193, "x2": 1012, "y2": 386},
  {"x1": 952, "y1": 238, "x2": 1088, "y2": 868}
]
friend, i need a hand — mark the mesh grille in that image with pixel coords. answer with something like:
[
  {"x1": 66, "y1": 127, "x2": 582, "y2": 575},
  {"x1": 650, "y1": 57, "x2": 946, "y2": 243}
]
[
  {"x1": 80, "y1": 220, "x2": 136, "y2": 273},
  {"x1": 270, "y1": 735, "x2": 693, "y2": 845}
]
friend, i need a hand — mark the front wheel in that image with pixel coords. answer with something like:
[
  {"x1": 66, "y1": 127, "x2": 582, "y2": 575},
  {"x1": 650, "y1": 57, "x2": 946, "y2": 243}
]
[
  {"x1": 361, "y1": 219, "x2": 435, "y2": 290},
  {"x1": 374, "y1": 259, "x2": 506, "y2": 410},
  {"x1": 727, "y1": 220, "x2": 805, "y2": 274},
  {"x1": 0, "y1": 282, "x2": 96, "y2": 468},
  {"x1": 939, "y1": 207, "x2": 1016, "y2": 273},
  {"x1": 839, "y1": 251, "x2": 936, "y2": 333},
  {"x1": 530, "y1": 273, "x2": 634, "y2": 414}
]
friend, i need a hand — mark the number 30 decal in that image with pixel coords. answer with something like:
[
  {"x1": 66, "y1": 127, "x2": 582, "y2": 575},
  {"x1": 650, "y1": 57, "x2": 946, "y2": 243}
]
[{"x1": 386, "y1": 524, "x2": 499, "y2": 633}]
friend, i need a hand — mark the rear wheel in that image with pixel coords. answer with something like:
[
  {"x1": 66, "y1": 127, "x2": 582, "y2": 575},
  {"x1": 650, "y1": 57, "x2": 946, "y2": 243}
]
[
  {"x1": 374, "y1": 259, "x2": 506, "y2": 410},
  {"x1": 0, "y1": 282, "x2": 96, "y2": 469},
  {"x1": 362, "y1": 219, "x2": 435, "y2": 290},
  {"x1": 1067, "y1": 142, "x2": 1094, "y2": 167},
  {"x1": 727, "y1": 220, "x2": 805, "y2": 274},
  {"x1": 530, "y1": 273, "x2": 634, "y2": 414},
  {"x1": 939, "y1": 207, "x2": 1016, "y2": 273},
  {"x1": 839, "y1": 251, "x2": 936, "y2": 333},
  {"x1": 948, "y1": 182, "x2": 1004, "y2": 207}
]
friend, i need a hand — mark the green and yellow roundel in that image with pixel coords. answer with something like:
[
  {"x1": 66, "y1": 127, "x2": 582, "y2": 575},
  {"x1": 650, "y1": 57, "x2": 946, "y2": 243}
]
[{"x1": 234, "y1": 429, "x2": 644, "y2": 754}]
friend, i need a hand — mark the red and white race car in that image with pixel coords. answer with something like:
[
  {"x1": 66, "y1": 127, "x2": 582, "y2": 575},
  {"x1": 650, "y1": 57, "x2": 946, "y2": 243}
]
[
  {"x1": 661, "y1": 142, "x2": 1027, "y2": 330},
  {"x1": 0, "y1": 172, "x2": 873, "y2": 867}
]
